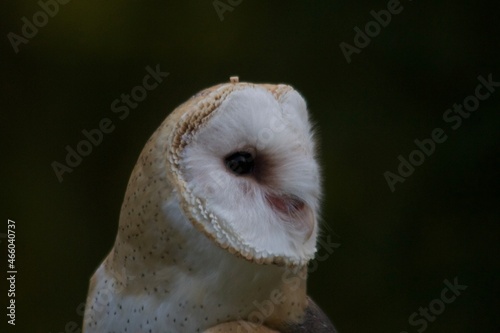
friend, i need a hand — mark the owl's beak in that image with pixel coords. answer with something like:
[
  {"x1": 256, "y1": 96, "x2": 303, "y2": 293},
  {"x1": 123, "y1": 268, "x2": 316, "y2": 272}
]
[
  {"x1": 280, "y1": 297, "x2": 337, "y2": 333},
  {"x1": 266, "y1": 194, "x2": 315, "y2": 242}
]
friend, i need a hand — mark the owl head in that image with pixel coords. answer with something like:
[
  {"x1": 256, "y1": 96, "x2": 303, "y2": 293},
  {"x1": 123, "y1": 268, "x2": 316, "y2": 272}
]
[
  {"x1": 161, "y1": 77, "x2": 321, "y2": 267},
  {"x1": 86, "y1": 77, "x2": 333, "y2": 333}
]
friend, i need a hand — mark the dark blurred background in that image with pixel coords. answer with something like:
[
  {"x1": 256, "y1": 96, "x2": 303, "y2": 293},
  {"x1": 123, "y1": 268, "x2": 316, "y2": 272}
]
[{"x1": 1, "y1": 1, "x2": 499, "y2": 332}]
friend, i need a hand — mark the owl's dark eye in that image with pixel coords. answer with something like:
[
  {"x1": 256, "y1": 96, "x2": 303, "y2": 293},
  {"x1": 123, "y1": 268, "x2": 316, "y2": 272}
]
[{"x1": 225, "y1": 151, "x2": 255, "y2": 175}]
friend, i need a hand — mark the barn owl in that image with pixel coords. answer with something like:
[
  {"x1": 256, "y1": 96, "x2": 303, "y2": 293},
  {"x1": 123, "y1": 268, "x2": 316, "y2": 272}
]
[{"x1": 83, "y1": 77, "x2": 336, "y2": 332}]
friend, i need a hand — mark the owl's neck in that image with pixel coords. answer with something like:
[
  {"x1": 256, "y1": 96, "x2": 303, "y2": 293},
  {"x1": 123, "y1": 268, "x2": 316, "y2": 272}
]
[{"x1": 103, "y1": 193, "x2": 307, "y2": 331}]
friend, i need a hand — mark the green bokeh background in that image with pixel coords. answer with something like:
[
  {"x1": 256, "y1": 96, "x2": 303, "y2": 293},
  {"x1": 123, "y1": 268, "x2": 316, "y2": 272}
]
[{"x1": 1, "y1": 1, "x2": 499, "y2": 332}]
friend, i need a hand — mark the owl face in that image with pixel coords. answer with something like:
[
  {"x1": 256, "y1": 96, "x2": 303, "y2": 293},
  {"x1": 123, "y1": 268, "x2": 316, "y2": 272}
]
[{"x1": 166, "y1": 82, "x2": 321, "y2": 266}]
